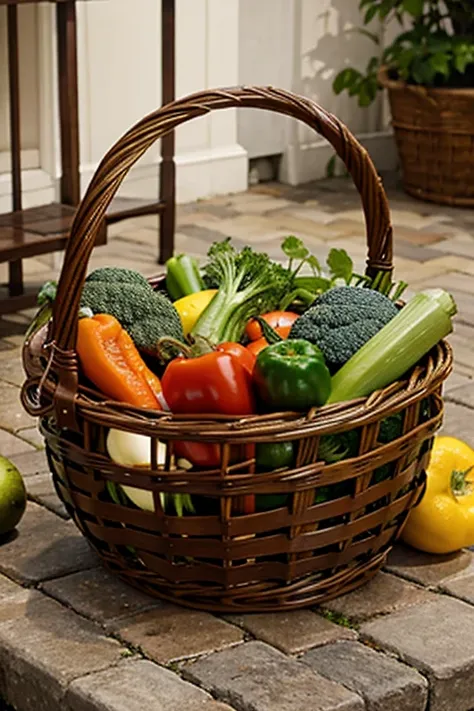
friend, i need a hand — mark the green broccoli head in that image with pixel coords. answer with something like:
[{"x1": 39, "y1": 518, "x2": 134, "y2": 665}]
[
  {"x1": 126, "y1": 290, "x2": 184, "y2": 352},
  {"x1": 80, "y1": 281, "x2": 184, "y2": 352},
  {"x1": 289, "y1": 286, "x2": 398, "y2": 372},
  {"x1": 86, "y1": 266, "x2": 150, "y2": 288}
]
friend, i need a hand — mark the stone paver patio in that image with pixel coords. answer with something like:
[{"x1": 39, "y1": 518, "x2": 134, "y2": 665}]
[{"x1": 0, "y1": 175, "x2": 473, "y2": 711}]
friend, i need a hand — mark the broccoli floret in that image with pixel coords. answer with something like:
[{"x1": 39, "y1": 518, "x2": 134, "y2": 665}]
[
  {"x1": 126, "y1": 290, "x2": 184, "y2": 352},
  {"x1": 80, "y1": 282, "x2": 184, "y2": 352},
  {"x1": 86, "y1": 266, "x2": 149, "y2": 288},
  {"x1": 378, "y1": 412, "x2": 404, "y2": 444},
  {"x1": 289, "y1": 286, "x2": 398, "y2": 372}
]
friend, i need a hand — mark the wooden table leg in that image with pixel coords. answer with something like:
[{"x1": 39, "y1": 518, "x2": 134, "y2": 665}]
[
  {"x1": 7, "y1": 3, "x2": 24, "y2": 297},
  {"x1": 159, "y1": 0, "x2": 176, "y2": 264},
  {"x1": 56, "y1": 0, "x2": 80, "y2": 206}
]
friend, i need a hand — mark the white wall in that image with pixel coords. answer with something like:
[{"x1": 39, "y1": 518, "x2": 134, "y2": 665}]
[
  {"x1": 0, "y1": 4, "x2": 44, "y2": 211},
  {"x1": 0, "y1": 0, "x2": 247, "y2": 213},
  {"x1": 0, "y1": 0, "x2": 396, "y2": 212},
  {"x1": 77, "y1": 0, "x2": 247, "y2": 204},
  {"x1": 238, "y1": 0, "x2": 293, "y2": 160},
  {"x1": 237, "y1": 0, "x2": 397, "y2": 184}
]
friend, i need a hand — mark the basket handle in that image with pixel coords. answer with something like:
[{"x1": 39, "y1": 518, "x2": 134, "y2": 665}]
[{"x1": 49, "y1": 86, "x2": 393, "y2": 428}]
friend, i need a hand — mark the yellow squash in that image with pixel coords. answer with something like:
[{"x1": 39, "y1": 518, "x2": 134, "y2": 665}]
[
  {"x1": 173, "y1": 289, "x2": 217, "y2": 335},
  {"x1": 402, "y1": 436, "x2": 474, "y2": 554}
]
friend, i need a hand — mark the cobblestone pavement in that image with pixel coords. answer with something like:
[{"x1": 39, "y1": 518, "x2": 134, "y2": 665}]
[{"x1": 0, "y1": 175, "x2": 474, "y2": 711}]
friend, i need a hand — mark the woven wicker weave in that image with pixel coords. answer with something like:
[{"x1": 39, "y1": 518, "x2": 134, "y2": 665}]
[
  {"x1": 379, "y1": 67, "x2": 474, "y2": 207},
  {"x1": 21, "y1": 86, "x2": 452, "y2": 612}
]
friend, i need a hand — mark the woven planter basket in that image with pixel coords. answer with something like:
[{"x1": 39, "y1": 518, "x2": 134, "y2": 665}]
[
  {"x1": 379, "y1": 66, "x2": 474, "y2": 207},
  {"x1": 21, "y1": 86, "x2": 452, "y2": 612}
]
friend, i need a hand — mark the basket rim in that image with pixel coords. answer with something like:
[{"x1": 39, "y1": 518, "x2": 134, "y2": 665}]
[{"x1": 22, "y1": 335, "x2": 452, "y2": 441}]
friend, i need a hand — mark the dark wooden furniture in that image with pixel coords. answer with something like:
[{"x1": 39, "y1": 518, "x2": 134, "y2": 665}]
[{"x1": 0, "y1": 0, "x2": 175, "y2": 315}]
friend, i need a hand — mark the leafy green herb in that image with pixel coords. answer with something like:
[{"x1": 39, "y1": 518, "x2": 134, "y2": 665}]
[
  {"x1": 327, "y1": 248, "x2": 354, "y2": 284},
  {"x1": 281, "y1": 235, "x2": 310, "y2": 262},
  {"x1": 278, "y1": 238, "x2": 407, "y2": 309}
]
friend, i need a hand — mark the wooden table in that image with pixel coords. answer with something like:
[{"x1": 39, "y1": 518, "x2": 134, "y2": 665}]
[{"x1": 0, "y1": 0, "x2": 175, "y2": 314}]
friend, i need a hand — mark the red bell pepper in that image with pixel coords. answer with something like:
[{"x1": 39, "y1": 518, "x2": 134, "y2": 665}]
[
  {"x1": 162, "y1": 350, "x2": 255, "y2": 469},
  {"x1": 217, "y1": 342, "x2": 256, "y2": 376}
]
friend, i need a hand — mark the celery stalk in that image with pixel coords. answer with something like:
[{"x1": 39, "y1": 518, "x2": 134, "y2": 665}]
[{"x1": 327, "y1": 289, "x2": 456, "y2": 404}]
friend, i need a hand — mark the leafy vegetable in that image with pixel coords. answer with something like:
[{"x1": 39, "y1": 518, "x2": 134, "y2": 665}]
[
  {"x1": 326, "y1": 249, "x2": 354, "y2": 284},
  {"x1": 194, "y1": 239, "x2": 292, "y2": 344},
  {"x1": 328, "y1": 288, "x2": 457, "y2": 403},
  {"x1": 278, "y1": 240, "x2": 406, "y2": 310},
  {"x1": 25, "y1": 280, "x2": 58, "y2": 339}
]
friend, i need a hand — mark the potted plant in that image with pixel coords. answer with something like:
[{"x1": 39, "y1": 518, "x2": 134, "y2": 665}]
[{"x1": 333, "y1": 0, "x2": 474, "y2": 207}]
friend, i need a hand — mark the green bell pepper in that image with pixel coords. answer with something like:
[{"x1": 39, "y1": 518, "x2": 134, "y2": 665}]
[
  {"x1": 254, "y1": 339, "x2": 331, "y2": 411},
  {"x1": 254, "y1": 441, "x2": 294, "y2": 511}
]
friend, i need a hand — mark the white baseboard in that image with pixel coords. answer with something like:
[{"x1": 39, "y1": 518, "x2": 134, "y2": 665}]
[
  {"x1": 80, "y1": 144, "x2": 249, "y2": 206},
  {"x1": 0, "y1": 143, "x2": 248, "y2": 214},
  {"x1": 0, "y1": 134, "x2": 395, "y2": 214},
  {"x1": 280, "y1": 130, "x2": 398, "y2": 185}
]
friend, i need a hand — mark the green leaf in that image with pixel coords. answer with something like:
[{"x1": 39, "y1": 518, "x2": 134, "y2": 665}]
[
  {"x1": 454, "y1": 45, "x2": 474, "y2": 74},
  {"x1": 367, "y1": 55, "x2": 381, "y2": 73},
  {"x1": 327, "y1": 249, "x2": 353, "y2": 284},
  {"x1": 37, "y1": 280, "x2": 57, "y2": 306},
  {"x1": 430, "y1": 52, "x2": 450, "y2": 77},
  {"x1": 306, "y1": 255, "x2": 322, "y2": 275},
  {"x1": 379, "y1": 0, "x2": 395, "y2": 19},
  {"x1": 364, "y1": 4, "x2": 379, "y2": 23},
  {"x1": 411, "y1": 58, "x2": 436, "y2": 85},
  {"x1": 326, "y1": 154, "x2": 337, "y2": 178},
  {"x1": 402, "y1": 0, "x2": 423, "y2": 16},
  {"x1": 358, "y1": 77, "x2": 379, "y2": 106},
  {"x1": 295, "y1": 276, "x2": 332, "y2": 294},
  {"x1": 333, "y1": 68, "x2": 358, "y2": 94},
  {"x1": 348, "y1": 77, "x2": 363, "y2": 96},
  {"x1": 281, "y1": 236, "x2": 309, "y2": 261},
  {"x1": 346, "y1": 27, "x2": 381, "y2": 45}
]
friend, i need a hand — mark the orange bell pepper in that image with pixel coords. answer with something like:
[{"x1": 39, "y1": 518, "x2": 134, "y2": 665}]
[{"x1": 77, "y1": 314, "x2": 162, "y2": 409}]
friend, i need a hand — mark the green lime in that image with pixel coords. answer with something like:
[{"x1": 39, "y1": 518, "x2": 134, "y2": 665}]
[{"x1": 0, "y1": 456, "x2": 26, "y2": 536}]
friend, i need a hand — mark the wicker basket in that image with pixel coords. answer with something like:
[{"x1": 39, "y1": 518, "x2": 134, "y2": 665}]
[
  {"x1": 379, "y1": 66, "x2": 474, "y2": 207},
  {"x1": 21, "y1": 87, "x2": 452, "y2": 612}
]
